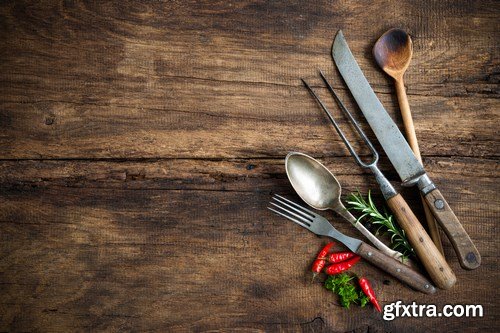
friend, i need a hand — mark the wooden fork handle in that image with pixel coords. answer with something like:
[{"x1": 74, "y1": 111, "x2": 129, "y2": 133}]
[
  {"x1": 356, "y1": 242, "x2": 436, "y2": 294},
  {"x1": 386, "y1": 193, "x2": 456, "y2": 290},
  {"x1": 423, "y1": 188, "x2": 481, "y2": 270}
]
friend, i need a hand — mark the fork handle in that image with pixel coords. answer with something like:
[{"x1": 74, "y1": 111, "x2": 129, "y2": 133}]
[
  {"x1": 356, "y1": 242, "x2": 436, "y2": 294},
  {"x1": 335, "y1": 205, "x2": 404, "y2": 262},
  {"x1": 387, "y1": 193, "x2": 456, "y2": 290},
  {"x1": 353, "y1": 221, "x2": 404, "y2": 262}
]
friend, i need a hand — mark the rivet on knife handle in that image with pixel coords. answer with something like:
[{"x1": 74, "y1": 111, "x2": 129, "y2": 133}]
[
  {"x1": 423, "y1": 188, "x2": 481, "y2": 270},
  {"x1": 386, "y1": 193, "x2": 456, "y2": 290}
]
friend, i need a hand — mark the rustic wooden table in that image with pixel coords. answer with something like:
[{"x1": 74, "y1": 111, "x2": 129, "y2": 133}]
[{"x1": 1, "y1": 1, "x2": 498, "y2": 332}]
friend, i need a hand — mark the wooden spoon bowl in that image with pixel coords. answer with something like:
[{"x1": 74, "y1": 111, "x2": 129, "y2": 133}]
[{"x1": 373, "y1": 28, "x2": 413, "y2": 81}]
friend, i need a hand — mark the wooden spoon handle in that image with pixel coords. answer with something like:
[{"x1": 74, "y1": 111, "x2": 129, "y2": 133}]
[
  {"x1": 395, "y1": 78, "x2": 444, "y2": 254},
  {"x1": 386, "y1": 193, "x2": 456, "y2": 289},
  {"x1": 423, "y1": 188, "x2": 481, "y2": 270},
  {"x1": 395, "y1": 79, "x2": 419, "y2": 152},
  {"x1": 356, "y1": 242, "x2": 436, "y2": 294},
  {"x1": 420, "y1": 194, "x2": 445, "y2": 254}
]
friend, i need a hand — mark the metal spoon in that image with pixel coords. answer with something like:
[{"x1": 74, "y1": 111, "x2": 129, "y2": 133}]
[
  {"x1": 373, "y1": 28, "x2": 444, "y2": 254},
  {"x1": 285, "y1": 151, "x2": 404, "y2": 261}
]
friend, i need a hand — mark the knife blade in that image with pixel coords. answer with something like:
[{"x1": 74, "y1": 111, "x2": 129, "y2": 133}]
[
  {"x1": 333, "y1": 31, "x2": 424, "y2": 184},
  {"x1": 331, "y1": 30, "x2": 481, "y2": 270}
]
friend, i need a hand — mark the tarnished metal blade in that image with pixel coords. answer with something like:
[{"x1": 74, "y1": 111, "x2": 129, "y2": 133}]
[{"x1": 332, "y1": 31, "x2": 425, "y2": 183}]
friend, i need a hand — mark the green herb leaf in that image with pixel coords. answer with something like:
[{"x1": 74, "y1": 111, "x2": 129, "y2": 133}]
[
  {"x1": 347, "y1": 190, "x2": 416, "y2": 260},
  {"x1": 324, "y1": 274, "x2": 371, "y2": 309},
  {"x1": 359, "y1": 293, "x2": 370, "y2": 307}
]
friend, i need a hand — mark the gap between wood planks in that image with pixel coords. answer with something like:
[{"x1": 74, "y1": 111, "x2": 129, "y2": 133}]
[
  {"x1": 0, "y1": 154, "x2": 498, "y2": 162},
  {"x1": 1, "y1": 74, "x2": 496, "y2": 99}
]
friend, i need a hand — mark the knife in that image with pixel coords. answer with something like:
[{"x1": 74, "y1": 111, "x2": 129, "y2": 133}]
[{"x1": 332, "y1": 30, "x2": 480, "y2": 270}]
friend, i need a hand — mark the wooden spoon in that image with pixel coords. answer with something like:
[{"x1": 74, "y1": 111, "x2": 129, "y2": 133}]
[{"x1": 373, "y1": 28, "x2": 445, "y2": 255}]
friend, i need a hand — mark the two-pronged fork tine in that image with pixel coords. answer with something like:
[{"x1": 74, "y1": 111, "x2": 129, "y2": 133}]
[
  {"x1": 301, "y1": 72, "x2": 378, "y2": 169},
  {"x1": 301, "y1": 71, "x2": 400, "y2": 202},
  {"x1": 268, "y1": 194, "x2": 437, "y2": 294}
]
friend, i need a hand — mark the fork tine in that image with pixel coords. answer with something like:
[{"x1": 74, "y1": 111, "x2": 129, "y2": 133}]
[
  {"x1": 301, "y1": 78, "x2": 363, "y2": 166},
  {"x1": 318, "y1": 70, "x2": 378, "y2": 163},
  {"x1": 269, "y1": 201, "x2": 313, "y2": 224},
  {"x1": 267, "y1": 207, "x2": 311, "y2": 230},
  {"x1": 273, "y1": 194, "x2": 316, "y2": 218}
]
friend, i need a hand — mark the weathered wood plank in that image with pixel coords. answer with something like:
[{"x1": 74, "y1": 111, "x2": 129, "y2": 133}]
[
  {"x1": 0, "y1": 88, "x2": 498, "y2": 159},
  {"x1": 1, "y1": 1, "x2": 498, "y2": 160},
  {"x1": 0, "y1": 157, "x2": 496, "y2": 258},
  {"x1": 0, "y1": 0, "x2": 498, "y2": 332},
  {"x1": 0, "y1": 1, "x2": 498, "y2": 97},
  {"x1": 0, "y1": 185, "x2": 497, "y2": 332},
  {"x1": 0, "y1": 156, "x2": 498, "y2": 190}
]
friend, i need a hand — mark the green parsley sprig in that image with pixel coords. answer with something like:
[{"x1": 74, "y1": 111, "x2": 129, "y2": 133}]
[
  {"x1": 346, "y1": 190, "x2": 416, "y2": 260},
  {"x1": 324, "y1": 273, "x2": 369, "y2": 308}
]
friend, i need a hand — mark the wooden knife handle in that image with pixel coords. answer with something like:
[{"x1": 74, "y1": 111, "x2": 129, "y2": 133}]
[
  {"x1": 395, "y1": 79, "x2": 445, "y2": 255},
  {"x1": 424, "y1": 188, "x2": 481, "y2": 270},
  {"x1": 387, "y1": 193, "x2": 456, "y2": 289},
  {"x1": 356, "y1": 242, "x2": 436, "y2": 294}
]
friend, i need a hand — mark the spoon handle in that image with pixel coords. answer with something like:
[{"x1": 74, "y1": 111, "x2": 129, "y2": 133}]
[
  {"x1": 394, "y1": 79, "x2": 419, "y2": 155},
  {"x1": 335, "y1": 202, "x2": 406, "y2": 262},
  {"x1": 333, "y1": 206, "x2": 403, "y2": 262},
  {"x1": 395, "y1": 78, "x2": 445, "y2": 255},
  {"x1": 354, "y1": 221, "x2": 404, "y2": 262},
  {"x1": 335, "y1": 206, "x2": 404, "y2": 261},
  {"x1": 356, "y1": 242, "x2": 436, "y2": 294},
  {"x1": 423, "y1": 188, "x2": 481, "y2": 270}
]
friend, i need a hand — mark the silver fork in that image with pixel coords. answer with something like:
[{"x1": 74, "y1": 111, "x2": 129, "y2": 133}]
[{"x1": 269, "y1": 194, "x2": 436, "y2": 294}]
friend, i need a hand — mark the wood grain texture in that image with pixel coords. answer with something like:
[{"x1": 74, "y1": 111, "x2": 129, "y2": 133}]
[
  {"x1": 386, "y1": 194, "x2": 456, "y2": 290},
  {"x1": 355, "y1": 242, "x2": 436, "y2": 294},
  {"x1": 424, "y1": 188, "x2": 481, "y2": 270},
  {"x1": 0, "y1": 0, "x2": 499, "y2": 332}
]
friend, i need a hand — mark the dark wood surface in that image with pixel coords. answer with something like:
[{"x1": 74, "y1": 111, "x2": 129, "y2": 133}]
[{"x1": 1, "y1": 1, "x2": 498, "y2": 332}]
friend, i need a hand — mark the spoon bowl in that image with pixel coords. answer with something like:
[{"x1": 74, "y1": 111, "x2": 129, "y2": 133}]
[
  {"x1": 285, "y1": 152, "x2": 404, "y2": 261},
  {"x1": 373, "y1": 28, "x2": 412, "y2": 80},
  {"x1": 285, "y1": 152, "x2": 341, "y2": 211}
]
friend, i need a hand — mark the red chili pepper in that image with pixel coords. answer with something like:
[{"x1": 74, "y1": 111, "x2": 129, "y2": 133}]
[
  {"x1": 319, "y1": 251, "x2": 356, "y2": 263},
  {"x1": 311, "y1": 259, "x2": 326, "y2": 277},
  {"x1": 316, "y1": 242, "x2": 335, "y2": 259},
  {"x1": 324, "y1": 255, "x2": 360, "y2": 275},
  {"x1": 311, "y1": 259, "x2": 326, "y2": 282},
  {"x1": 310, "y1": 242, "x2": 334, "y2": 281},
  {"x1": 359, "y1": 277, "x2": 381, "y2": 312}
]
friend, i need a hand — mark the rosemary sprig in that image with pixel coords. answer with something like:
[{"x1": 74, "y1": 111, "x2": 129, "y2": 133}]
[{"x1": 346, "y1": 190, "x2": 416, "y2": 260}]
